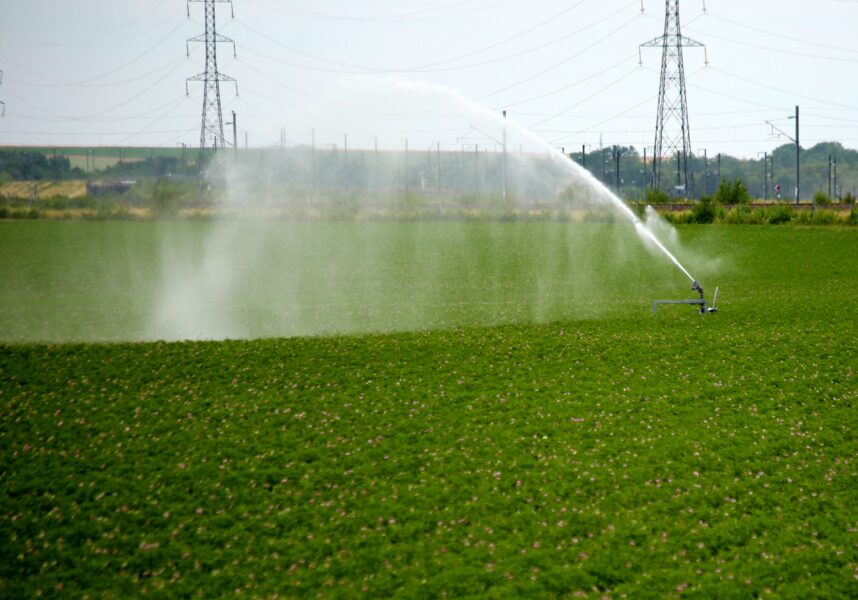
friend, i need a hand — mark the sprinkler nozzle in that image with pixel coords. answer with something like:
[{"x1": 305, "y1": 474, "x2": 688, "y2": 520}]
[{"x1": 691, "y1": 280, "x2": 704, "y2": 299}]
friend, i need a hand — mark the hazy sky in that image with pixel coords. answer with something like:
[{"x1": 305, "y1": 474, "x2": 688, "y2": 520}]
[{"x1": 3, "y1": 0, "x2": 858, "y2": 157}]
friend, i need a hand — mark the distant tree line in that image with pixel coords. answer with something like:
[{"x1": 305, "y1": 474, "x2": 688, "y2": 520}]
[
  {"x1": 1, "y1": 142, "x2": 857, "y2": 202},
  {"x1": 0, "y1": 150, "x2": 85, "y2": 182},
  {"x1": 99, "y1": 156, "x2": 197, "y2": 180},
  {"x1": 573, "y1": 141, "x2": 858, "y2": 202}
]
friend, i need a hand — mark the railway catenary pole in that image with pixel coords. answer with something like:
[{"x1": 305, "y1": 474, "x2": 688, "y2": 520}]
[{"x1": 795, "y1": 105, "x2": 800, "y2": 204}]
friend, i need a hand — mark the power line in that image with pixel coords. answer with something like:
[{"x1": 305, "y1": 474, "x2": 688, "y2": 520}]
[
  {"x1": 702, "y1": 12, "x2": 858, "y2": 57},
  {"x1": 2, "y1": 61, "x2": 190, "y2": 122},
  {"x1": 477, "y1": 10, "x2": 645, "y2": 100},
  {"x1": 495, "y1": 53, "x2": 638, "y2": 109},
  {"x1": 687, "y1": 27, "x2": 858, "y2": 64},
  {"x1": 242, "y1": 0, "x2": 519, "y2": 23},
  {"x1": 529, "y1": 66, "x2": 643, "y2": 129},
  {"x1": 233, "y1": 0, "x2": 635, "y2": 75},
  {"x1": 707, "y1": 66, "x2": 858, "y2": 111},
  {"x1": 6, "y1": 56, "x2": 187, "y2": 89},
  {"x1": 547, "y1": 95, "x2": 657, "y2": 145},
  {"x1": 2, "y1": 0, "x2": 176, "y2": 48},
  {"x1": 234, "y1": 58, "x2": 318, "y2": 101},
  {"x1": 10, "y1": 95, "x2": 193, "y2": 124},
  {"x1": 2, "y1": 21, "x2": 188, "y2": 87}
]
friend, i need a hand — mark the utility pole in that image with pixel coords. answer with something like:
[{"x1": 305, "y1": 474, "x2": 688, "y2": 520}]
[
  {"x1": 768, "y1": 153, "x2": 773, "y2": 200},
  {"x1": 795, "y1": 105, "x2": 800, "y2": 204},
  {"x1": 0, "y1": 69, "x2": 5, "y2": 118},
  {"x1": 828, "y1": 155, "x2": 832, "y2": 198},
  {"x1": 765, "y1": 106, "x2": 800, "y2": 204},
  {"x1": 759, "y1": 151, "x2": 769, "y2": 200},
  {"x1": 227, "y1": 111, "x2": 237, "y2": 161},
  {"x1": 613, "y1": 146, "x2": 622, "y2": 194},
  {"x1": 717, "y1": 153, "x2": 721, "y2": 187},
  {"x1": 186, "y1": 0, "x2": 237, "y2": 169},
  {"x1": 311, "y1": 128, "x2": 316, "y2": 200},
  {"x1": 640, "y1": 0, "x2": 707, "y2": 192},
  {"x1": 834, "y1": 156, "x2": 838, "y2": 200},
  {"x1": 698, "y1": 148, "x2": 708, "y2": 197},
  {"x1": 474, "y1": 144, "x2": 479, "y2": 194},
  {"x1": 502, "y1": 110, "x2": 508, "y2": 203},
  {"x1": 676, "y1": 151, "x2": 681, "y2": 198},
  {"x1": 643, "y1": 147, "x2": 648, "y2": 191},
  {"x1": 436, "y1": 141, "x2": 441, "y2": 197},
  {"x1": 582, "y1": 144, "x2": 587, "y2": 169}
]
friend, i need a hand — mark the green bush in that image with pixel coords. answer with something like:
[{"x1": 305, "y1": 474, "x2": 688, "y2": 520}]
[
  {"x1": 811, "y1": 210, "x2": 837, "y2": 225},
  {"x1": 813, "y1": 191, "x2": 831, "y2": 205},
  {"x1": 767, "y1": 205, "x2": 793, "y2": 225},
  {"x1": 645, "y1": 187, "x2": 671, "y2": 204},
  {"x1": 849, "y1": 208, "x2": 858, "y2": 225},
  {"x1": 691, "y1": 195, "x2": 723, "y2": 224},
  {"x1": 722, "y1": 207, "x2": 748, "y2": 224},
  {"x1": 713, "y1": 178, "x2": 751, "y2": 205},
  {"x1": 663, "y1": 210, "x2": 693, "y2": 225}
]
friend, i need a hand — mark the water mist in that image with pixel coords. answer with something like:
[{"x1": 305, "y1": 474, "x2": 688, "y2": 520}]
[{"x1": 148, "y1": 77, "x2": 707, "y2": 341}]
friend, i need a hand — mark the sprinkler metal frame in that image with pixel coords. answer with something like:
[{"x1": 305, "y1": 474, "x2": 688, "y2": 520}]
[{"x1": 652, "y1": 281, "x2": 719, "y2": 315}]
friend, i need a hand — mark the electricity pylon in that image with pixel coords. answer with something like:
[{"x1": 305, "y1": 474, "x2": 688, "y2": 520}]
[
  {"x1": 186, "y1": 0, "x2": 238, "y2": 168},
  {"x1": 1, "y1": 70, "x2": 5, "y2": 118},
  {"x1": 640, "y1": 0, "x2": 706, "y2": 194}
]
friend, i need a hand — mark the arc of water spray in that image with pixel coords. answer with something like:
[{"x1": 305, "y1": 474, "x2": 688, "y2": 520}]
[
  {"x1": 382, "y1": 78, "x2": 698, "y2": 283},
  {"x1": 490, "y1": 108, "x2": 697, "y2": 283}
]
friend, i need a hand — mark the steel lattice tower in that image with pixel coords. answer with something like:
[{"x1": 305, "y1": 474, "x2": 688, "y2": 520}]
[
  {"x1": 641, "y1": 0, "x2": 705, "y2": 193},
  {"x1": 186, "y1": 0, "x2": 237, "y2": 167},
  {"x1": 0, "y1": 70, "x2": 5, "y2": 118}
]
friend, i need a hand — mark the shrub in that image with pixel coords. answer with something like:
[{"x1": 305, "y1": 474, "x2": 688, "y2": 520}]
[
  {"x1": 811, "y1": 210, "x2": 837, "y2": 225},
  {"x1": 813, "y1": 191, "x2": 831, "y2": 205},
  {"x1": 723, "y1": 207, "x2": 748, "y2": 224},
  {"x1": 645, "y1": 187, "x2": 671, "y2": 204},
  {"x1": 849, "y1": 208, "x2": 858, "y2": 225},
  {"x1": 663, "y1": 210, "x2": 694, "y2": 225},
  {"x1": 767, "y1": 205, "x2": 793, "y2": 225},
  {"x1": 691, "y1": 195, "x2": 722, "y2": 224},
  {"x1": 714, "y1": 179, "x2": 751, "y2": 205}
]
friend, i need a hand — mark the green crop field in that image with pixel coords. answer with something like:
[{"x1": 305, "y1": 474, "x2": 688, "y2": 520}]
[{"x1": 1, "y1": 223, "x2": 856, "y2": 597}]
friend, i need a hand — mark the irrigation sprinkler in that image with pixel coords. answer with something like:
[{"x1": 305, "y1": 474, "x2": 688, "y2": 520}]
[{"x1": 652, "y1": 281, "x2": 719, "y2": 315}]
